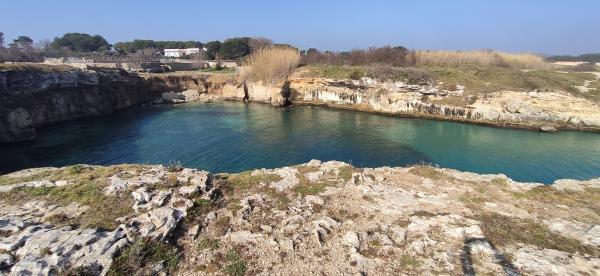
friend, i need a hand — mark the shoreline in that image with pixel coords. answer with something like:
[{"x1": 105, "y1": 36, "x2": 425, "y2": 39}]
[{"x1": 217, "y1": 97, "x2": 600, "y2": 134}]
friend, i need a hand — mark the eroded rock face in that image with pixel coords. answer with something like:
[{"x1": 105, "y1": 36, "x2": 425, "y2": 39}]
[
  {"x1": 201, "y1": 75, "x2": 600, "y2": 131},
  {"x1": 285, "y1": 78, "x2": 600, "y2": 131},
  {"x1": 0, "y1": 68, "x2": 209, "y2": 143}
]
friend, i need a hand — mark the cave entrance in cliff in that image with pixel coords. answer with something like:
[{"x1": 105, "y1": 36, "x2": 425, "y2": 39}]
[
  {"x1": 243, "y1": 82, "x2": 249, "y2": 102},
  {"x1": 281, "y1": 80, "x2": 293, "y2": 106}
]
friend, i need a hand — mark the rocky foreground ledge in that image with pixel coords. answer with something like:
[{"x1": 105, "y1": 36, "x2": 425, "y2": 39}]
[{"x1": 0, "y1": 161, "x2": 598, "y2": 275}]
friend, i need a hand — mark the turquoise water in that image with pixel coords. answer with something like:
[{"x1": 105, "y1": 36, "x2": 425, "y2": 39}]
[{"x1": 1, "y1": 102, "x2": 599, "y2": 183}]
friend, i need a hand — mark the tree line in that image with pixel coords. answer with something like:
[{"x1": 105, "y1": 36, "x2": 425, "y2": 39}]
[
  {"x1": 2, "y1": 31, "x2": 443, "y2": 68},
  {"x1": 546, "y1": 53, "x2": 600, "y2": 63},
  {"x1": 300, "y1": 46, "x2": 414, "y2": 67},
  {"x1": 0, "y1": 32, "x2": 282, "y2": 62}
]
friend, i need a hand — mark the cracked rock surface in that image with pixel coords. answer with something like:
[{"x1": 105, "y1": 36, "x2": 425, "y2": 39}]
[{"x1": 0, "y1": 161, "x2": 598, "y2": 275}]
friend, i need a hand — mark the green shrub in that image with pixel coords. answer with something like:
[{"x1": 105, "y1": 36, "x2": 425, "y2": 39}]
[
  {"x1": 223, "y1": 250, "x2": 247, "y2": 276},
  {"x1": 197, "y1": 238, "x2": 220, "y2": 251}
]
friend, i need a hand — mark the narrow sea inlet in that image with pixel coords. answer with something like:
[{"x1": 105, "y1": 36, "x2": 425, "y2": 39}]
[{"x1": 1, "y1": 102, "x2": 599, "y2": 183}]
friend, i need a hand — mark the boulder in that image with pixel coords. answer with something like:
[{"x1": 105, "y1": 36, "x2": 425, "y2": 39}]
[
  {"x1": 161, "y1": 92, "x2": 185, "y2": 103},
  {"x1": 539, "y1": 125, "x2": 557, "y2": 132},
  {"x1": 505, "y1": 100, "x2": 521, "y2": 113},
  {"x1": 181, "y1": 89, "x2": 200, "y2": 102},
  {"x1": 342, "y1": 231, "x2": 360, "y2": 250}
]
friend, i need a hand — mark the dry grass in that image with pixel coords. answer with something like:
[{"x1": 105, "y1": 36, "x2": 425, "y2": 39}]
[
  {"x1": 0, "y1": 165, "x2": 145, "y2": 230},
  {"x1": 475, "y1": 212, "x2": 599, "y2": 256},
  {"x1": 241, "y1": 46, "x2": 300, "y2": 83},
  {"x1": 337, "y1": 165, "x2": 355, "y2": 181},
  {"x1": 294, "y1": 173, "x2": 330, "y2": 196},
  {"x1": 224, "y1": 172, "x2": 283, "y2": 191},
  {"x1": 0, "y1": 63, "x2": 76, "y2": 72},
  {"x1": 512, "y1": 186, "x2": 600, "y2": 214},
  {"x1": 414, "y1": 50, "x2": 547, "y2": 69},
  {"x1": 108, "y1": 238, "x2": 180, "y2": 275},
  {"x1": 4, "y1": 179, "x2": 134, "y2": 230},
  {"x1": 409, "y1": 165, "x2": 445, "y2": 180}
]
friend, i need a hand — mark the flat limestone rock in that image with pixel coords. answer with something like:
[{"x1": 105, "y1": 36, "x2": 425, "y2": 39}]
[{"x1": 0, "y1": 161, "x2": 598, "y2": 275}]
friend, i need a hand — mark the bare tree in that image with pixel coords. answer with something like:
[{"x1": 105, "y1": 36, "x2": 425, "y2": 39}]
[
  {"x1": 0, "y1": 32, "x2": 4, "y2": 48},
  {"x1": 36, "y1": 39, "x2": 51, "y2": 51}
]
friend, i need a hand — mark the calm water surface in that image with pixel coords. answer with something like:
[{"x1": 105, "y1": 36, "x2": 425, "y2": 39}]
[{"x1": 1, "y1": 102, "x2": 599, "y2": 183}]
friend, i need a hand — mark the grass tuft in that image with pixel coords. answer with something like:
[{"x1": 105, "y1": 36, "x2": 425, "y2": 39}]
[
  {"x1": 197, "y1": 238, "x2": 220, "y2": 252},
  {"x1": 225, "y1": 172, "x2": 283, "y2": 191},
  {"x1": 409, "y1": 165, "x2": 444, "y2": 180},
  {"x1": 337, "y1": 165, "x2": 355, "y2": 181},
  {"x1": 293, "y1": 173, "x2": 337, "y2": 196},
  {"x1": 223, "y1": 250, "x2": 247, "y2": 276}
]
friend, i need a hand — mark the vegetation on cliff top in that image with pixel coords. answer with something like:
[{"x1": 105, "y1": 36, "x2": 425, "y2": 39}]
[
  {"x1": 0, "y1": 63, "x2": 75, "y2": 72},
  {"x1": 301, "y1": 63, "x2": 599, "y2": 102},
  {"x1": 241, "y1": 46, "x2": 300, "y2": 83}
]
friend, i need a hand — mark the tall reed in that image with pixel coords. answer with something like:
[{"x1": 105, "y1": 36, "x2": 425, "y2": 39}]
[
  {"x1": 414, "y1": 50, "x2": 547, "y2": 69},
  {"x1": 241, "y1": 46, "x2": 301, "y2": 83}
]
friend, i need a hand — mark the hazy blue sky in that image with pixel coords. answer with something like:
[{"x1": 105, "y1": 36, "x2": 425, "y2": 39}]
[{"x1": 1, "y1": 0, "x2": 598, "y2": 55}]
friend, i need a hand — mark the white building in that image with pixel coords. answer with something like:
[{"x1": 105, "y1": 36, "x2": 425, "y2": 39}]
[{"x1": 163, "y1": 48, "x2": 201, "y2": 58}]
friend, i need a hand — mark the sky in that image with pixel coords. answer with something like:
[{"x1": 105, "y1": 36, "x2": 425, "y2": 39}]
[{"x1": 1, "y1": 0, "x2": 599, "y2": 55}]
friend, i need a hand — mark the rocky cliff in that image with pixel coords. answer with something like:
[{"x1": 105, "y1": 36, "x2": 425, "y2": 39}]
[
  {"x1": 286, "y1": 77, "x2": 600, "y2": 132},
  {"x1": 2, "y1": 65, "x2": 600, "y2": 143},
  {"x1": 179, "y1": 74, "x2": 600, "y2": 132},
  {"x1": 0, "y1": 161, "x2": 598, "y2": 275},
  {"x1": 0, "y1": 67, "x2": 210, "y2": 143}
]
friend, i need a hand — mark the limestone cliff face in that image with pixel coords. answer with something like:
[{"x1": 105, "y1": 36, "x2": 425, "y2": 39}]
[
  {"x1": 0, "y1": 69, "x2": 208, "y2": 143},
  {"x1": 2, "y1": 68, "x2": 599, "y2": 143},
  {"x1": 184, "y1": 75, "x2": 600, "y2": 131},
  {"x1": 284, "y1": 78, "x2": 600, "y2": 131},
  {"x1": 201, "y1": 75, "x2": 600, "y2": 131}
]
